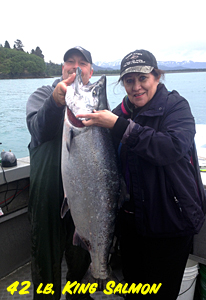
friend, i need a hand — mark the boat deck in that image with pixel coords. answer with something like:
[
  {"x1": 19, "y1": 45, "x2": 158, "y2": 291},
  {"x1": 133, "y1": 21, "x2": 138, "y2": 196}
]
[{"x1": 0, "y1": 256, "x2": 123, "y2": 300}]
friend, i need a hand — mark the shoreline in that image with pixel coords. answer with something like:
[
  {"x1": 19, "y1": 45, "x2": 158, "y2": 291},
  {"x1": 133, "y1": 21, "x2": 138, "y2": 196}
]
[
  {"x1": 0, "y1": 75, "x2": 53, "y2": 80},
  {"x1": 93, "y1": 68, "x2": 206, "y2": 76},
  {"x1": 0, "y1": 69, "x2": 206, "y2": 80},
  {"x1": 164, "y1": 68, "x2": 206, "y2": 73}
]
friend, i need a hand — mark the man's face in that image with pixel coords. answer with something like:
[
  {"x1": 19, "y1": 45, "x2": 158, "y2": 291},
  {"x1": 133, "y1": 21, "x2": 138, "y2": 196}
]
[{"x1": 62, "y1": 51, "x2": 93, "y2": 85}]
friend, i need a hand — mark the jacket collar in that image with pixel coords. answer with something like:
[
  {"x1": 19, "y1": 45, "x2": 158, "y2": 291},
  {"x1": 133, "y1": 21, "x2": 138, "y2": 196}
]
[{"x1": 140, "y1": 83, "x2": 168, "y2": 117}]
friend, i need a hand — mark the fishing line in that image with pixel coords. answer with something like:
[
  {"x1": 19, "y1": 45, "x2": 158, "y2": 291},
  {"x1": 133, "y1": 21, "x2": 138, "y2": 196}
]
[
  {"x1": 0, "y1": 183, "x2": 30, "y2": 208},
  {"x1": 0, "y1": 164, "x2": 30, "y2": 210},
  {"x1": 0, "y1": 164, "x2": 9, "y2": 211}
]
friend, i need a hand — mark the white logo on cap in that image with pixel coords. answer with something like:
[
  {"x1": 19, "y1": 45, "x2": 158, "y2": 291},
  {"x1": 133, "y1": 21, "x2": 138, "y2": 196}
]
[
  {"x1": 123, "y1": 52, "x2": 146, "y2": 68},
  {"x1": 123, "y1": 59, "x2": 145, "y2": 68},
  {"x1": 125, "y1": 52, "x2": 143, "y2": 60}
]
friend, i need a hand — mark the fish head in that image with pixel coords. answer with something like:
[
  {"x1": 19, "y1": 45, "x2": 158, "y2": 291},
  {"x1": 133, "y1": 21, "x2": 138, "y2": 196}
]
[
  {"x1": 92, "y1": 74, "x2": 110, "y2": 111},
  {"x1": 65, "y1": 67, "x2": 109, "y2": 127}
]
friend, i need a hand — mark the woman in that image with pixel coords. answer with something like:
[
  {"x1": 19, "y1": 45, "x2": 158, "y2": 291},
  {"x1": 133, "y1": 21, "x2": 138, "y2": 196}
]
[{"x1": 77, "y1": 49, "x2": 205, "y2": 299}]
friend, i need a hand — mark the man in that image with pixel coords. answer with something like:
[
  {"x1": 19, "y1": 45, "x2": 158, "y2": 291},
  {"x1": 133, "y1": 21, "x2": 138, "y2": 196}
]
[{"x1": 26, "y1": 46, "x2": 93, "y2": 300}]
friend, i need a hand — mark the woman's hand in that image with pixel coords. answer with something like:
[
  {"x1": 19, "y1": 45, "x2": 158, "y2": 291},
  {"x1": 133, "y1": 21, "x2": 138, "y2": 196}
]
[{"x1": 76, "y1": 110, "x2": 118, "y2": 129}]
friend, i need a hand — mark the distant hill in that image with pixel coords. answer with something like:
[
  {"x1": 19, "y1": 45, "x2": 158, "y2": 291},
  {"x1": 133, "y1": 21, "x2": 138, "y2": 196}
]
[
  {"x1": 1, "y1": 45, "x2": 205, "y2": 79},
  {"x1": 94, "y1": 60, "x2": 121, "y2": 70},
  {"x1": 158, "y1": 61, "x2": 206, "y2": 70},
  {"x1": 94, "y1": 60, "x2": 206, "y2": 71},
  {"x1": 92, "y1": 63, "x2": 113, "y2": 72}
]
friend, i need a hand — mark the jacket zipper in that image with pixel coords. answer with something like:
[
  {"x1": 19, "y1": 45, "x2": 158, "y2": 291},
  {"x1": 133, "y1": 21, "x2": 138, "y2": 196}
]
[{"x1": 174, "y1": 196, "x2": 182, "y2": 212}]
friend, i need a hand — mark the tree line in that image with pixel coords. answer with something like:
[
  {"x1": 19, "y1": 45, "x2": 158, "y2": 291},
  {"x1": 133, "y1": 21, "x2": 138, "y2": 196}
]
[
  {"x1": 0, "y1": 39, "x2": 62, "y2": 78},
  {"x1": 0, "y1": 39, "x2": 121, "y2": 79}
]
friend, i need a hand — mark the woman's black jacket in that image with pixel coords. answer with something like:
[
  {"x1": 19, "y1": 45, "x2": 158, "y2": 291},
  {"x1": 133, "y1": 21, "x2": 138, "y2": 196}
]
[{"x1": 112, "y1": 84, "x2": 205, "y2": 237}]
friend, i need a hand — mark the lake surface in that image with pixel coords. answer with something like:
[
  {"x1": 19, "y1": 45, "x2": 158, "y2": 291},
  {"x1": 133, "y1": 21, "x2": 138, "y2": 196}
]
[{"x1": 0, "y1": 72, "x2": 206, "y2": 158}]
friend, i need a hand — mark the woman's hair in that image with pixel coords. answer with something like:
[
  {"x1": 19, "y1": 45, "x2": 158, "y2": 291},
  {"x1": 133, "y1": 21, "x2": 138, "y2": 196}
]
[{"x1": 151, "y1": 68, "x2": 165, "y2": 81}]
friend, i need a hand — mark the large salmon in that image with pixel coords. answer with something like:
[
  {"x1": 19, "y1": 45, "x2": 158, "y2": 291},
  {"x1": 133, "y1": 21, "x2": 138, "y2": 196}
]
[{"x1": 61, "y1": 67, "x2": 121, "y2": 288}]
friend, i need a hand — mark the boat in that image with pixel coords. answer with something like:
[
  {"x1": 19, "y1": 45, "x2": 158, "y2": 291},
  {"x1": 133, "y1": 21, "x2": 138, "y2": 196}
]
[
  {"x1": 0, "y1": 150, "x2": 206, "y2": 299},
  {"x1": 0, "y1": 156, "x2": 30, "y2": 279}
]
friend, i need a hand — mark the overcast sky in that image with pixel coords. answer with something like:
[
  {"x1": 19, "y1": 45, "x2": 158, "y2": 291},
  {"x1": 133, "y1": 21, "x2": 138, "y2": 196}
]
[{"x1": 1, "y1": 0, "x2": 205, "y2": 64}]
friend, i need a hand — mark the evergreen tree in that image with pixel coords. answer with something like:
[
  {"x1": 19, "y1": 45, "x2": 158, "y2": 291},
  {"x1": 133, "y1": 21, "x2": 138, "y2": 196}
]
[
  {"x1": 14, "y1": 39, "x2": 24, "y2": 51},
  {"x1": 31, "y1": 46, "x2": 44, "y2": 59},
  {"x1": 4, "y1": 41, "x2": 11, "y2": 48}
]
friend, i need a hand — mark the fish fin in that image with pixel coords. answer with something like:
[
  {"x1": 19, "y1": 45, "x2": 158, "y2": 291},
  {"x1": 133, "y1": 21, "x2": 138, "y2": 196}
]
[
  {"x1": 81, "y1": 266, "x2": 122, "y2": 291},
  {"x1": 66, "y1": 128, "x2": 73, "y2": 152},
  {"x1": 96, "y1": 75, "x2": 109, "y2": 111},
  {"x1": 61, "y1": 197, "x2": 69, "y2": 218},
  {"x1": 73, "y1": 230, "x2": 91, "y2": 251}
]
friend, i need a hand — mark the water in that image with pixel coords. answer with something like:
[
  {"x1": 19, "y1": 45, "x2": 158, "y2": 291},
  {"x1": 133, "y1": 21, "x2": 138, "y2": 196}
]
[{"x1": 0, "y1": 72, "x2": 206, "y2": 158}]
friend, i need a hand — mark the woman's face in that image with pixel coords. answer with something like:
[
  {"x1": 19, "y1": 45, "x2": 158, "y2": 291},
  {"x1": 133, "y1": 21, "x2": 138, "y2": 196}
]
[{"x1": 123, "y1": 72, "x2": 160, "y2": 108}]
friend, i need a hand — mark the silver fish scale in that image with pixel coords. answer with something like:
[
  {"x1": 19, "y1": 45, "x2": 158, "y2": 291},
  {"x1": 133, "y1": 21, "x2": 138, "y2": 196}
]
[
  {"x1": 62, "y1": 125, "x2": 120, "y2": 280},
  {"x1": 61, "y1": 68, "x2": 121, "y2": 285}
]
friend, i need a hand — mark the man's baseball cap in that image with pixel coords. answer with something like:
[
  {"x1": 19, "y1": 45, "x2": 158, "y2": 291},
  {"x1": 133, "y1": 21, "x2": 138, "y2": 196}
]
[
  {"x1": 64, "y1": 46, "x2": 92, "y2": 64},
  {"x1": 119, "y1": 49, "x2": 158, "y2": 79}
]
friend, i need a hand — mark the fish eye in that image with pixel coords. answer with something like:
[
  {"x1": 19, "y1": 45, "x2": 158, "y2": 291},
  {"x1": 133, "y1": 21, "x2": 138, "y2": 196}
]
[{"x1": 92, "y1": 89, "x2": 97, "y2": 97}]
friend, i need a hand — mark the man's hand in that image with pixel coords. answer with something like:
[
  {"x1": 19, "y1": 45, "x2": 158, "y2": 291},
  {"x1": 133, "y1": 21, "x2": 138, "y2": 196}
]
[{"x1": 53, "y1": 73, "x2": 76, "y2": 107}]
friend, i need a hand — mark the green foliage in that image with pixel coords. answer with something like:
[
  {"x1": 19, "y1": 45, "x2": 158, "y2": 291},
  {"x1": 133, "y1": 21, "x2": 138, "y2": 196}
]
[
  {"x1": 0, "y1": 47, "x2": 45, "y2": 78},
  {"x1": 4, "y1": 41, "x2": 11, "y2": 49},
  {"x1": 0, "y1": 41, "x2": 121, "y2": 79},
  {"x1": 45, "y1": 61, "x2": 62, "y2": 77},
  {"x1": 31, "y1": 46, "x2": 44, "y2": 59},
  {"x1": 14, "y1": 39, "x2": 24, "y2": 51}
]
